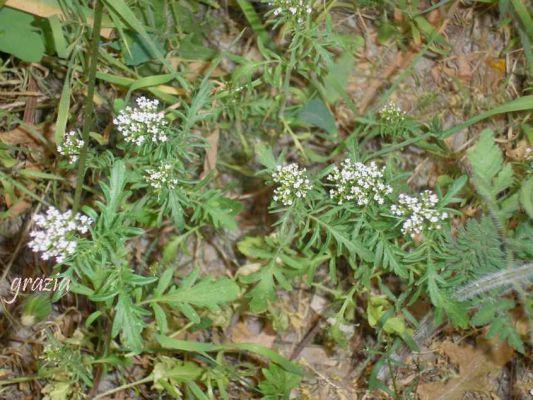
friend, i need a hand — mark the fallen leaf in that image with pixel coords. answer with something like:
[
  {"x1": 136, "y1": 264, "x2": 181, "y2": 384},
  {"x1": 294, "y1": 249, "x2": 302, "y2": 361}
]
[
  {"x1": 5, "y1": 200, "x2": 31, "y2": 220},
  {"x1": 0, "y1": 127, "x2": 38, "y2": 145},
  {"x1": 5, "y1": 0, "x2": 113, "y2": 38},
  {"x1": 201, "y1": 128, "x2": 219, "y2": 178},
  {"x1": 486, "y1": 58, "x2": 506, "y2": 74},
  {"x1": 456, "y1": 55, "x2": 472, "y2": 81},
  {"x1": 417, "y1": 338, "x2": 514, "y2": 400},
  {"x1": 231, "y1": 321, "x2": 276, "y2": 348},
  {"x1": 299, "y1": 346, "x2": 336, "y2": 366}
]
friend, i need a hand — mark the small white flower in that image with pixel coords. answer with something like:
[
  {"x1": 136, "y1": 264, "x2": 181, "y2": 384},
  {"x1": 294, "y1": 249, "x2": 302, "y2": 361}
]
[
  {"x1": 146, "y1": 162, "x2": 178, "y2": 190},
  {"x1": 327, "y1": 159, "x2": 393, "y2": 207},
  {"x1": 391, "y1": 190, "x2": 448, "y2": 238},
  {"x1": 272, "y1": 163, "x2": 312, "y2": 207},
  {"x1": 113, "y1": 96, "x2": 169, "y2": 146},
  {"x1": 268, "y1": 0, "x2": 312, "y2": 22},
  {"x1": 57, "y1": 131, "x2": 84, "y2": 163},
  {"x1": 28, "y1": 207, "x2": 93, "y2": 263},
  {"x1": 379, "y1": 102, "x2": 406, "y2": 123}
]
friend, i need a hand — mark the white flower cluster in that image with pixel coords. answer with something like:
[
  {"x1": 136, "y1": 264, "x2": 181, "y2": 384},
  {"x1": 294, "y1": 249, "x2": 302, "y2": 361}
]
[
  {"x1": 28, "y1": 207, "x2": 92, "y2": 263},
  {"x1": 327, "y1": 159, "x2": 393, "y2": 206},
  {"x1": 391, "y1": 191, "x2": 448, "y2": 238},
  {"x1": 113, "y1": 97, "x2": 168, "y2": 146},
  {"x1": 57, "y1": 131, "x2": 84, "y2": 163},
  {"x1": 146, "y1": 162, "x2": 178, "y2": 190},
  {"x1": 269, "y1": 0, "x2": 312, "y2": 22},
  {"x1": 272, "y1": 163, "x2": 312, "y2": 206},
  {"x1": 379, "y1": 102, "x2": 406, "y2": 123}
]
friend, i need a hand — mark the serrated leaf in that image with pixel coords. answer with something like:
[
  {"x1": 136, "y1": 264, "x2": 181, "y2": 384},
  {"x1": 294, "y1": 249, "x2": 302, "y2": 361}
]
[
  {"x1": 237, "y1": 236, "x2": 273, "y2": 259},
  {"x1": 157, "y1": 268, "x2": 175, "y2": 294},
  {"x1": 471, "y1": 303, "x2": 498, "y2": 326},
  {"x1": 201, "y1": 194, "x2": 243, "y2": 231},
  {"x1": 112, "y1": 292, "x2": 144, "y2": 353},
  {"x1": 467, "y1": 130, "x2": 502, "y2": 184},
  {"x1": 493, "y1": 163, "x2": 514, "y2": 194},
  {"x1": 255, "y1": 143, "x2": 277, "y2": 169},
  {"x1": 520, "y1": 176, "x2": 533, "y2": 218},
  {"x1": 244, "y1": 266, "x2": 276, "y2": 313},
  {"x1": 152, "y1": 303, "x2": 168, "y2": 333},
  {"x1": 152, "y1": 277, "x2": 239, "y2": 310}
]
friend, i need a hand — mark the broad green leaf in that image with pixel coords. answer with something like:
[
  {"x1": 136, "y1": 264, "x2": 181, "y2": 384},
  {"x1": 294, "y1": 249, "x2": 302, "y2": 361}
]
[
  {"x1": 323, "y1": 52, "x2": 354, "y2": 104},
  {"x1": 297, "y1": 98, "x2": 337, "y2": 135},
  {"x1": 0, "y1": 8, "x2": 45, "y2": 62},
  {"x1": 121, "y1": 30, "x2": 164, "y2": 66}
]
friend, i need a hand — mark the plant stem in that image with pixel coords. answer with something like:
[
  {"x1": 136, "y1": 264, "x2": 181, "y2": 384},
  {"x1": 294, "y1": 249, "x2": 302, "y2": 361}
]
[
  {"x1": 73, "y1": 0, "x2": 104, "y2": 213},
  {"x1": 93, "y1": 376, "x2": 153, "y2": 399}
]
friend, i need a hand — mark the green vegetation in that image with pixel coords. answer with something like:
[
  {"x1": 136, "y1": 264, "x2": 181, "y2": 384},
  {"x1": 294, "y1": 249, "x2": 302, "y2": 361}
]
[{"x1": 0, "y1": 0, "x2": 531, "y2": 398}]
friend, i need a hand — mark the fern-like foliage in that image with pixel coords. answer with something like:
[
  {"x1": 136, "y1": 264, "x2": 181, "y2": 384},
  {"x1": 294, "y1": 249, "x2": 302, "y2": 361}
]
[
  {"x1": 442, "y1": 216, "x2": 506, "y2": 286},
  {"x1": 430, "y1": 214, "x2": 531, "y2": 352}
]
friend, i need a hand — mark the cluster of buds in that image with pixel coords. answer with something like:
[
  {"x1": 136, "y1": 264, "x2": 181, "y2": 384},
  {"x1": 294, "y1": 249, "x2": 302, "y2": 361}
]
[
  {"x1": 113, "y1": 97, "x2": 168, "y2": 146},
  {"x1": 28, "y1": 207, "x2": 92, "y2": 264},
  {"x1": 272, "y1": 163, "x2": 312, "y2": 206},
  {"x1": 327, "y1": 160, "x2": 393, "y2": 206},
  {"x1": 146, "y1": 162, "x2": 178, "y2": 190},
  {"x1": 379, "y1": 102, "x2": 406, "y2": 123},
  {"x1": 391, "y1": 191, "x2": 448, "y2": 238},
  {"x1": 57, "y1": 131, "x2": 84, "y2": 163},
  {"x1": 269, "y1": 0, "x2": 313, "y2": 23}
]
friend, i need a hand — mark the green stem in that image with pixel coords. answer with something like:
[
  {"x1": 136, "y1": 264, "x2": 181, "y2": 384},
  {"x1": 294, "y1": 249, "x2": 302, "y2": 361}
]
[
  {"x1": 73, "y1": 0, "x2": 104, "y2": 213},
  {"x1": 93, "y1": 376, "x2": 153, "y2": 400}
]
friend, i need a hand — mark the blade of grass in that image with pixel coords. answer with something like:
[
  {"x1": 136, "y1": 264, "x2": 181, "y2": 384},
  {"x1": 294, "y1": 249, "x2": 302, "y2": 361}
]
[
  {"x1": 235, "y1": 0, "x2": 271, "y2": 47},
  {"x1": 440, "y1": 95, "x2": 533, "y2": 138},
  {"x1": 55, "y1": 63, "x2": 72, "y2": 144},
  {"x1": 73, "y1": 0, "x2": 103, "y2": 213},
  {"x1": 155, "y1": 334, "x2": 303, "y2": 375},
  {"x1": 511, "y1": 0, "x2": 533, "y2": 39},
  {"x1": 101, "y1": 0, "x2": 188, "y2": 90},
  {"x1": 96, "y1": 71, "x2": 183, "y2": 103},
  {"x1": 125, "y1": 73, "x2": 175, "y2": 102}
]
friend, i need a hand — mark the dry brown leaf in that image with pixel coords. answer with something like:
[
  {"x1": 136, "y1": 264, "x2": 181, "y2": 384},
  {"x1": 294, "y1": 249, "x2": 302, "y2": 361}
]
[
  {"x1": 0, "y1": 127, "x2": 38, "y2": 146},
  {"x1": 486, "y1": 58, "x2": 506, "y2": 74},
  {"x1": 456, "y1": 55, "x2": 472, "y2": 81},
  {"x1": 201, "y1": 129, "x2": 219, "y2": 178},
  {"x1": 231, "y1": 321, "x2": 276, "y2": 348},
  {"x1": 299, "y1": 346, "x2": 336, "y2": 367},
  {"x1": 5, "y1": 200, "x2": 31, "y2": 220},
  {"x1": 417, "y1": 338, "x2": 514, "y2": 400},
  {"x1": 505, "y1": 139, "x2": 530, "y2": 161},
  {"x1": 5, "y1": 0, "x2": 113, "y2": 38}
]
